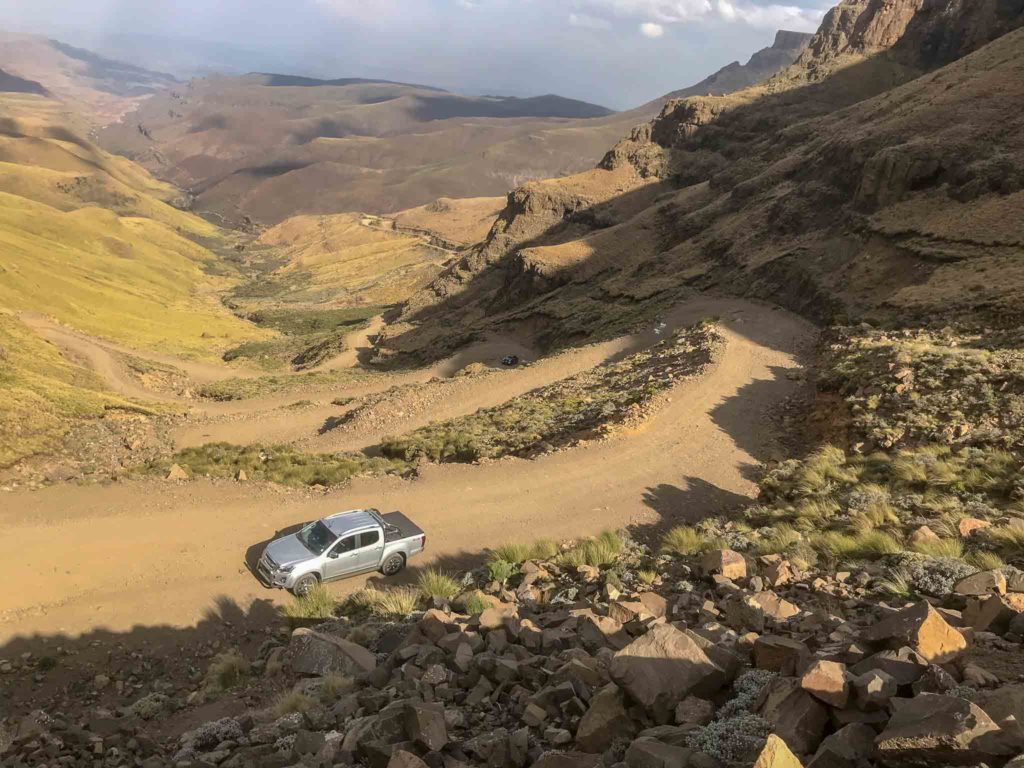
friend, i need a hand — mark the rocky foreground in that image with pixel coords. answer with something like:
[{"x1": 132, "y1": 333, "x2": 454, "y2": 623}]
[{"x1": 5, "y1": 531, "x2": 1024, "y2": 768}]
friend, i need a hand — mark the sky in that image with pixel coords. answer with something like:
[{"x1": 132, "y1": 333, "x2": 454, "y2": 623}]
[{"x1": 0, "y1": 0, "x2": 836, "y2": 109}]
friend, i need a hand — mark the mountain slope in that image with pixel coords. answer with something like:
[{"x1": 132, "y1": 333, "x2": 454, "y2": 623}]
[
  {"x1": 0, "y1": 31, "x2": 177, "y2": 124},
  {"x1": 374, "y1": 0, "x2": 1024, "y2": 362},
  {"x1": 94, "y1": 33, "x2": 807, "y2": 226}
]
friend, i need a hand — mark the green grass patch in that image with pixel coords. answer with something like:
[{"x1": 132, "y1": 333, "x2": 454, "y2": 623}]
[
  {"x1": 560, "y1": 531, "x2": 623, "y2": 568},
  {"x1": 196, "y1": 368, "x2": 373, "y2": 401},
  {"x1": 282, "y1": 585, "x2": 338, "y2": 620},
  {"x1": 144, "y1": 442, "x2": 409, "y2": 487},
  {"x1": 662, "y1": 526, "x2": 716, "y2": 556},
  {"x1": 417, "y1": 570, "x2": 461, "y2": 601}
]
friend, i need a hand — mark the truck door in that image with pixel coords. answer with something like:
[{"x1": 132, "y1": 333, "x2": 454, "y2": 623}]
[
  {"x1": 357, "y1": 529, "x2": 384, "y2": 570},
  {"x1": 324, "y1": 534, "x2": 358, "y2": 579}
]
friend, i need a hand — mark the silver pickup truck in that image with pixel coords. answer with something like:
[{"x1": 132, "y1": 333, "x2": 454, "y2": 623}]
[{"x1": 258, "y1": 508, "x2": 426, "y2": 596}]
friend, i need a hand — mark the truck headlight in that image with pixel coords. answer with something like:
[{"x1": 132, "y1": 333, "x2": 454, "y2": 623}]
[{"x1": 278, "y1": 564, "x2": 295, "y2": 574}]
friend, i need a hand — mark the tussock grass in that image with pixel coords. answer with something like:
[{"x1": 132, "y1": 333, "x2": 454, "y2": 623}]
[
  {"x1": 417, "y1": 570, "x2": 461, "y2": 601},
  {"x1": 966, "y1": 551, "x2": 1006, "y2": 570},
  {"x1": 363, "y1": 586, "x2": 419, "y2": 618},
  {"x1": 991, "y1": 526, "x2": 1024, "y2": 559},
  {"x1": 755, "y1": 525, "x2": 802, "y2": 556},
  {"x1": 204, "y1": 651, "x2": 249, "y2": 691},
  {"x1": 661, "y1": 526, "x2": 713, "y2": 556},
  {"x1": 812, "y1": 530, "x2": 903, "y2": 562},
  {"x1": 529, "y1": 539, "x2": 560, "y2": 560},
  {"x1": 282, "y1": 585, "x2": 337, "y2": 620},
  {"x1": 560, "y1": 531, "x2": 623, "y2": 567},
  {"x1": 636, "y1": 569, "x2": 659, "y2": 585},
  {"x1": 320, "y1": 673, "x2": 353, "y2": 700},
  {"x1": 491, "y1": 543, "x2": 534, "y2": 564},
  {"x1": 145, "y1": 442, "x2": 409, "y2": 488},
  {"x1": 878, "y1": 568, "x2": 914, "y2": 598},
  {"x1": 463, "y1": 592, "x2": 490, "y2": 615},
  {"x1": 274, "y1": 691, "x2": 315, "y2": 717},
  {"x1": 910, "y1": 537, "x2": 964, "y2": 560}
]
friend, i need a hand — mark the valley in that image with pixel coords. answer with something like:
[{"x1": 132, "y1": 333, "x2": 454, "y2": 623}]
[{"x1": 1, "y1": 2, "x2": 1024, "y2": 767}]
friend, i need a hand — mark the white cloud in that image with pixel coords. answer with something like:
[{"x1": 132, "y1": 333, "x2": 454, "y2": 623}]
[
  {"x1": 574, "y1": 0, "x2": 825, "y2": 30},
  {"x1": 639, "y1": 21, "x2": 665, "y2": 37},
  {"x1": 568, "y1": 12, "x2": 613, "y2": 29}
]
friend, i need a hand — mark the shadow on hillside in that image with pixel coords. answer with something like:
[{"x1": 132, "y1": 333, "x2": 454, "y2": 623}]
[
  {"x1": 640, "y1": 479, "x2": 751, "y2": 533},
  {"x1": 375, "y1": 8, "x2": 1011, "y2": 371}
]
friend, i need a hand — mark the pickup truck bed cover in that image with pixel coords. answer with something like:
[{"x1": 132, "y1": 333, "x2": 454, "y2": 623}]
[{"x1": 381, "y1": 511, "x2": 424, "y2": 543}]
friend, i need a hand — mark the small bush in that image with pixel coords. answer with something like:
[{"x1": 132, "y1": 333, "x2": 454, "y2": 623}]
[
  {"x1": 530, "y1": 539, "x2": 560, "y2": 560},
  {"x1": 282, "y1": 585, "x2": 337, "y2": 620},
  {"x1": 274, "y1": 691, "x2": 315, "y2": 717},
  {"x1": 417, "y1": 570, "x2": 461, "y2": 601},
  {"x1": 662, "y1": 526, "x2": 711, "y2": 556},
  {"x1": 463, "y1": 592, "x2": 491, "y2": 615},
  {"x1": 910, "y1": 537, "x2": 964, "y2": 560},
  {"x1": 205, "y1": 651, "x2": 249, "y2": 691},
  {"x1": 487, "y1": 558, "x2": 516, "y2": 583}
]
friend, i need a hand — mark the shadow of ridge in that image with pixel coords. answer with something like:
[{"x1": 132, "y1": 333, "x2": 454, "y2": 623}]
[
  {"x1": 636, "y1": 478, "x2": 753, "y2": 542},
  {"x1": 376, "y1": 15, "x2": 1015, "y2": 367}
]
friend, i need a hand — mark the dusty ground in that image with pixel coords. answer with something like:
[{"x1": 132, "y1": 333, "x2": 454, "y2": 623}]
[{"x1": 0, "y1": 297, "x2": 814, "y2": 644}]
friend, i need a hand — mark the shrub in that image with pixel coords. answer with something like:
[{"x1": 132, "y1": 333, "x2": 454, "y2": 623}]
[
  {"x1": 417, "y1": 570, "x2": 461, "y2": 601},
  {"x1": 274, "y1": 691, "x2": 315, "y2": 717},
  {"x1": 487, "y1": 558, "x2": 516, "y2": 583},
  {"x1": 282, "y1": 585, "x2": 337, "y2": 620},
  {"x1": 662, "y1": 526, "x2": 711, "y2": 556},
  {"x1": 530, "y1": 539, "x2": 560, "y2": 560},
  {"x1": 755, "y1": 525, "x2": 801, "y2": 556},
  {"x1": 205, "y1": 651, "x2": 249, "y2": 691},
  {"x1": 463, "y1": 592, "x2": 490, "y2": 615}
]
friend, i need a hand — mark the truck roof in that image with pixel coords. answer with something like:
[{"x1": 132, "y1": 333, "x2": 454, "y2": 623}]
[{"x1": 321, "y1": 509, "x2": 381, "y2": 537}]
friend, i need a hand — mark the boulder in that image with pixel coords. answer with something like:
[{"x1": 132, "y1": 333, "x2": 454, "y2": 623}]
[
  {"x1": 625, "y1": 739, "x2": 692, "y2": 768},
  {"x1": 753, "y1": 734, "x2": 804, "y2": 768},
  {"x1": 575, "y1": 684, "x2": 636, "y2": 753},
  {"x1": 964, "y1": 594, "x2": 1023, "y2": 632},
  {"x1": 754, "y1": 635, "x2": 810, "y2": 675},
  {"x1": 578, "y1": 614, "x2": 630, "y2": 652},
  {"x1": 290, "y1": 628, "x2": 377, "y2": 676},
  {"x1": 954, "y1": 570, "x2": 1007, "y2": 596},
  {"x1": 530, "y1": 753, "x2": 602, "y2": 768},
  {"x1": 852, "y1": 669, "x2": 897, "y2": 709},
  {"x1": 958, "y1": 518, "x2": 991, "y2": 537},
  {"x1": 675, "y1": 696, "x2": 716, "y2": 726},
  {"x1": 166, "y1": 463, "x2": 188, "y2": 481},
  {"x1": 610, "y1": 624, "x2": 729, "y2": 720},
  {"x1": 874, "y1": 693, "x2": 1016, "y2": 766},
  {"x1": 800, "y1": 660, "x2": 850, "y2": 709},
  {"x1": 756, "y1": 677, "x2": 829, "y2": 754},
  {"x1": 859, "y1": 601, "x2": 966, "y2": 663},
  {"x1": 908, "y1": 526, "x2": 939, "y2": 545},
  {"x1": 404, "y1": 702, "x2": 447, "y2": 751},
  {"x1": 806, "y1": 724, "x2": 875, "y2": 768},
  {"x1": 974, "y1": 684, "x2": 1024, "y2": 742},
  {"x1": 387, "y1": 751, "x2": 429, "y2": 768},
  {"x1": 850, "y1": 647, "x2": 928, "y2": 686},
  {"x1": 702, "y1": 549, "x2": 747, "y2": 580}
]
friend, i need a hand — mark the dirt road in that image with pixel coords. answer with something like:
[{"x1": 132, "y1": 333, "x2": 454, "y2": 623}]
[{"x1": 1, "y1": 298, "x2": 814, "y2": 643}]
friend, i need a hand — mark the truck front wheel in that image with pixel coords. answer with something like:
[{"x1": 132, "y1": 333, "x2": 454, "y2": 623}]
[
  {"x1": 291, "y1": 573, "x2": 320, "y2": 596},
  {"x1": 381, "y1": 553, "x2": 405, "y2": 576}
]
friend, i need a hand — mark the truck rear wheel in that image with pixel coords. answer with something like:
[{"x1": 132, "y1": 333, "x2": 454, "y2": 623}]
[
  {"x1": 381, "y1": 553, "x2": 405, "y2": 576},
  {"x1": 291, "y1": 573, "x2": 320, "y2": 596}
]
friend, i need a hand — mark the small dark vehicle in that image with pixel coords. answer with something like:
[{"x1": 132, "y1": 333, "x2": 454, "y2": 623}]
[{"x1": 501, "y1": 355, "x2": 520, "y2": 367}]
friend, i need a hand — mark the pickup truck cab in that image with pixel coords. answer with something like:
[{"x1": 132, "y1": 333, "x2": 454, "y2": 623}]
[{"x1": 258, "y1": 508, "x2": 426, "y2": 596}]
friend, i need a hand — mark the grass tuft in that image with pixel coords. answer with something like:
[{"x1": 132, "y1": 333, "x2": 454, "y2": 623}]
[
  {"x1": 463, "y1": 592, "x2": 491, "y2": 615},
  {"x1": 204, "y1": 651, "x2": 249, "y2": 691},
  {"x1": 560, "y1": 531, "x2": 623, "y2": 567},
  {"x1": 274, "y1": 691, "x2": 315, "y2": 717},
  {"x1": 910, "y1": 537, "x2": 964, "y2": 560},
  {"x1": 417, "y1": 570, "x2": 461, "y2": 601},
  {"x1": 661, "y1": 526, "x2": 712, "y2": 556},
  {"x1": 282, "y1": 585, "x2": 338, "y2": 620}
]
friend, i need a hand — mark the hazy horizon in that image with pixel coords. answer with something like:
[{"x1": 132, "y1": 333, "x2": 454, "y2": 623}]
[{"x1": 0, "y1": 0, "x2": 833, "y2": 110}]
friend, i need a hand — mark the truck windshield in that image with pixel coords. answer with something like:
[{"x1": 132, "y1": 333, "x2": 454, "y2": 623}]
[{"x1": 297, "y1": 520, "x2": 337, "y2": 555}]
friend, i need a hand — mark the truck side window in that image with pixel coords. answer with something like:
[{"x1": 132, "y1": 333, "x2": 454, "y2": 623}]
[
  {"x1": 334, "y1": 536, "x2": 356, "y2": 554},
  {"x1": 359, "y1": 530, "x2": 380, "y2": 548}
]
